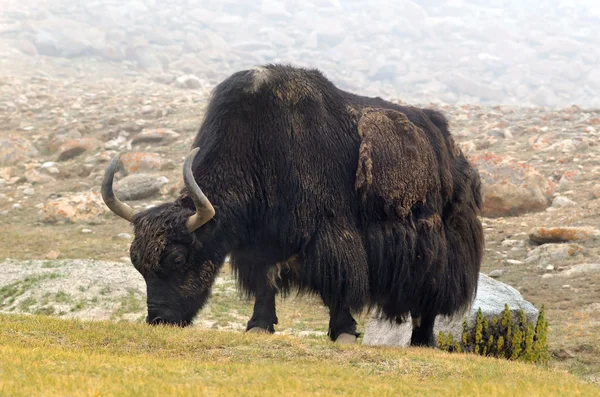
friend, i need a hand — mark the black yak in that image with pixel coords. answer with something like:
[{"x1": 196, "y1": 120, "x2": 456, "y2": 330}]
[{"x1": 101, "y1": 64, "x2": 484, "y2": 346}]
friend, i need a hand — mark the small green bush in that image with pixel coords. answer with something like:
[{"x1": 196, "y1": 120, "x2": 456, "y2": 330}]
[{"x1": 437, "y1": 304, "x2": 549, "y2": 365}]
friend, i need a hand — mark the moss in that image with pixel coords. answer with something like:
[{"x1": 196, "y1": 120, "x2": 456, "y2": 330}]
[{"x1": 438, "y1": 304, "x2": 549, "y2": 365}]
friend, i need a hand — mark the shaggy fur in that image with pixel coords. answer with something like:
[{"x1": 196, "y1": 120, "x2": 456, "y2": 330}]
[{"x1": 124, "y1": 63, "x2": 484, "y2": 344}]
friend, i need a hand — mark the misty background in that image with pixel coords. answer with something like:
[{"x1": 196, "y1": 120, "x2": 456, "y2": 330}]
[{"x1": 1, "y1": 0, "x2": 600, "y2": 107}]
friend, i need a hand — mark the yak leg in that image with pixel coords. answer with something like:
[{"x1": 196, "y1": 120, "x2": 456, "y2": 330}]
[
  {"x1": 409, "y1": 312, "x2": 436, "y2": 347},
  {"x1": 328, "y1": 306, "x2": 360, "y2": 344},
  {"x1": 246, "y1": 274, "x2": 278, "y2": 334}
]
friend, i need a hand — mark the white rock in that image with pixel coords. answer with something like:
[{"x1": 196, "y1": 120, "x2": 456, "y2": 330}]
[
  {"x1": 552, "y1": 196, "x2": 576, "y2": 208},
  {"x1": 362, "y1": 273, "x2": 539, "y2": 347}
]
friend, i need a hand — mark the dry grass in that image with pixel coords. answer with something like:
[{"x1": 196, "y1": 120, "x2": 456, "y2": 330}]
[{"x1": 0, "y1": 314, "x2": 598, "y2": 396}]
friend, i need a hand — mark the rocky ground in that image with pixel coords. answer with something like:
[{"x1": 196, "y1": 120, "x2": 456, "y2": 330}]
[
  {"x1": 1, "y1": 0, "x2": 599, "y2": 384},
  {"x1": 1, "y1": 0, "x2": 600, "y2": 107}
]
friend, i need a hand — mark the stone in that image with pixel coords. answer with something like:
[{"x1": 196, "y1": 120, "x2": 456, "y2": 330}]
[
  {"x1": 551, "y1": 196, "x2": 576, "y2": 208},
  {"x1": 525, "y1": 243, "x2": 584, "y2": 265},
  {"x1": 0, "y1": 167, "x2": 12, "y2": 181},
  {"x1": 556, "y1": 263, "x2": 600, "y2": 278},
  {"x1": 174, "y1": 75, "x2": 203, "y2": 89},
  {"x1": 590, "y1": 184, "x2": 600, "y2": 199},
  {"x1": 0, "y1": 135, "x2": 40, "y2": 166},
  {"x1": 117, "y1": 233, "x2": 132, "y2": 240},
  {"x1": 557, "y1": 170, "x2": 582, "y2": 192},
  {"x1": 23, "y1": 187, "x2": 35, "y2": 196},
  {"x1": 81, "y1": 229, "x2": 93, "y2": 234},
  {"x1": 57, "y1": 138, "x2": 102, "y2": 161},
  {"x1": 25, "y1": 169, "x2": 55, "y2": 184},
  {"x1": 131, "y1": 129, "x2": 180, "y2": 145},
  {"x1": 529, "y1": 227, "x2": 600, "y2": 244},
  {"x1": 114, "y1": 174, "x2": 167, "y2": 201},
  {"x1": 488, "y1": 269, "x2": 505, "y2": 278},
  {"x1": 40, "y1": 190, "x2": 108, "y2": 224},
  {"x1": 362, "y1": 273, "x2": 539, "y2": 347},
  {"x1": 119, "y1": 152, "x2": 163, "y2": 174},
  {"x1": 45, "y1": 250, "x2": 60, "y2": 260},
  {"x1": 470, "y1": 152, "x2": 555, "y2": 217}
]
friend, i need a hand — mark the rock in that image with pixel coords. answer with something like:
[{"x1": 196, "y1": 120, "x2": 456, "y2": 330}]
[
  {"x1": 0, "y1": 135, "x2": 39, "y2": 166},
  {"x1": 114, "y1": 174, "x2": 167, "y2": 200},
  {"x1": 81, "y1": 229, "x2": 93, "y2": 234},
  {"x1": 57, "y1": 138, "x2": 102, "y2": 161},
  {"x1": 23, "y1": 187, "x2": 35, "y2": 196},
  {"x1": 40, "y1": 190, "x2": 108, "y2": 224},
  {"x1": 557, "y1": 263, "x2": 600, "y2": 277},
  {"x1": 131, "y1": 129, "x2": 180, "y2": 145},
  {"x1": 525, "y1": 243, "x2": 584, "y2": 265},
  {"x1": 47, "y1": 131, "x2": 82, "y2": 154},
  {"x1": 542, "y1": 139, "x2": 589, "y2": 153},
  {"x1": 174, "y1": 75, "x2": 203, "y2": 89},
  {"x1": 590, "y1": 184, "x2": 600, "y2": 199},
  {"x1": 0, "y1": 167, "x2": 12, "y2": 181},
  {"x1": 32, "y1": 18, "x2": 105, "y2": 58},
  {"x1": 488, "y1": 269, "x2": 505, "y2": 278},
  {"x1": 119, "y1": 152, "x2": 163, "y2": 174},
  {"x1": 529, "y1": 227, "x2": 600, "y2": 244},
  {"x1": 362, "y1": 273, "x2": 539, "y2": 347},
  {"x1": 558, "y1": 170, "x2": 582, "y2": 192},
  {"x1": 45, "y1": 250, "x2": 60, "y2": 260},
  {"x1": 505, "y1": 259, "x2": 523, "y2": 265},
  {"x1": 470, "y1": 152, "x2": 555, "y2": 217},
  {"x1": 552, "y1": 196, "x2": 576, "y2": 208},
  {"x1": 117, "y1": 233, "x2": 132, "y2": 240},
  {"x1": 24, "y1": 169, "x2": 55, "y2": 184}
]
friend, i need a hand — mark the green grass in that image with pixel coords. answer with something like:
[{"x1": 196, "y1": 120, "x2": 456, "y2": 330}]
[{"x1": 0, "y1": 314, "x2": 597, "y2": 396}]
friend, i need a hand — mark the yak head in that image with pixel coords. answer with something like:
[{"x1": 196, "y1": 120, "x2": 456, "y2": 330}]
[{"x1": 101, "y1": 148, "x2": 220, "y2": 327}]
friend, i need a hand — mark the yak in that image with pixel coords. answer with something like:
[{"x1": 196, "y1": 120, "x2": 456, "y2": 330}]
[{"x1": 101, "y1": 63, "x2": 484, "y2": 346}]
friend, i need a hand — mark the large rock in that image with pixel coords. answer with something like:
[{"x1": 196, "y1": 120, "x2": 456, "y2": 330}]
[
  {"x1": 114, "y1": 174, "x2": 168, "y2": 200},
  {"x1": 525, "y1": 243, "x2": 584, "y2": 266},
  {"x1": 470, "y1": 152, "x2": 555, "y2": 217},
  {"x1": 131, "y1": 129, "x2": 180, "y2": 146},
  {"x1": 119, "y1": 152, "x2": 163, "y2": 174},
  {"x1": 529, "y1": 226, "x2": 600, "y2": 244},
  {"x1": 32, "y1": 18, "x2": 105, "y2": 58},
  {"x1": 362, "y1": 273, "x2": 539, "y2": 347},
  {"x1": 0, "y1": 134, "x2": 39, "y2": 166},
  {"x1": 56, "y1": 138, "x2": 102, "y2": 161},
  {"x1": 40, "y1": 190, "x2": 108, "y2": 224}
]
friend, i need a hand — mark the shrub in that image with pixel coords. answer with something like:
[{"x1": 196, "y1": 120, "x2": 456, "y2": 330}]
[{"x1": 437, "y1": 304, "x2": 549, "y2": 365}]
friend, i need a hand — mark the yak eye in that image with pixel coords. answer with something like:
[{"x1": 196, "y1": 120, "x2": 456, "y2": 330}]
[{"x1": 173, "y1": 255, "x2": 186, "y2": 266}]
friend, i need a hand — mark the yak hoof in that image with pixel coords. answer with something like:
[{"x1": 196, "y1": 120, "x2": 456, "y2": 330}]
[
  {"x1": 247, "y1": 327, "x2": 270, "y2": 334},
  {"x1": 335, "y1": 333, "x2": 358, "y2": 344}
]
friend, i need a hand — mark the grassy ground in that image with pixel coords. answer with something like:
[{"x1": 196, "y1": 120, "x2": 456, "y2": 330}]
[{"x1": 0, "y1": 314, "x2": 598, "y2": 396}]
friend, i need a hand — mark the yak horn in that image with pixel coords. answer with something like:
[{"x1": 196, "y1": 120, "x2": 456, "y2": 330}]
[
  {"x1": 183, "y1": 147, "x2": 215, "y2": 232},
  {"x1": 101, "y1": 154, "x2": 137, "y2": 222}
]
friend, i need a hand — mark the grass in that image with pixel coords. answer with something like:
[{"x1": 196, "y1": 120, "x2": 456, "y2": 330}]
[{"x1": 0, "y1": 314, "x2": 598, "y2": 396}]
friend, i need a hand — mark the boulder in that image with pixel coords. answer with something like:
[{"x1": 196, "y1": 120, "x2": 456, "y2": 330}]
[
  {"x1": 40, "y1": 190, "x2": 108, "y2": 224},
  {"x1": 114, "y1": 174, "x2": 168, "y2": 200},
  {"x1": 174, "y1": 75, "x2": 203, "y2": 89},
  {"x1": 529, "y1": 226, "x2": 600, "y2": 244},
  {"x1": 56, "y1": 138, "x2": 102, "y2": 161},
  {"x1": 131, "y1": 128, "x2": 180, "y2": 145},
  {"x1": 119, "y1": 152, "x2": 163, "y2": 174},
  {"x1": 0, "y1": 134, "x2": 39, "y2": 166},
  {"x1": 470, "y1": 152, "x2": 555, "y2": 217},
  {"x1": 362, "y1": 273, "x2": 539, "y2": 347},
  {"x1": 524, "y1": 243, "x2": 584, "y2": 266}
]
